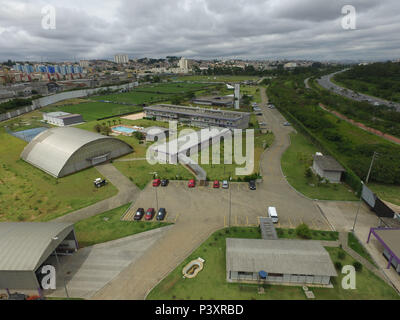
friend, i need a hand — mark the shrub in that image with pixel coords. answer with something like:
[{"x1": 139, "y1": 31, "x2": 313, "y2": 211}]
[
  {"x1": 296, "y1": 223, "x2": 312, "y2": 239},
  {"x1": 337, "y1": 251, "x2": 346, "y2": 260},
  {"x1": 334, "y1": 262, "x2": 343, "y2": 271},
  {"x1": 353, "y1": 262, "x2": 363, "y2": 272}
]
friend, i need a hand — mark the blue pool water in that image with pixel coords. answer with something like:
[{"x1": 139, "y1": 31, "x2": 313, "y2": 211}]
[{"x1": 113, "y1": 126, "x2": 137, "y2": 134}]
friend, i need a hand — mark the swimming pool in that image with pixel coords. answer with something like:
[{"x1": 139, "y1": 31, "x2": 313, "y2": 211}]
[{"x1": 112, "y1": 126, "x2": 137, "y2": 134}]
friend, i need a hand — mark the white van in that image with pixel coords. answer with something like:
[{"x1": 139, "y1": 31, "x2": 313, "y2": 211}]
[{"x1": 268, "y1": 207, "x2": 279, "y2": 224}]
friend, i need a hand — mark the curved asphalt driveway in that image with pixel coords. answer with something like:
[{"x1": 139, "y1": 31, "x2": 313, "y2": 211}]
[{"x1": 55, "y1": 163, "x2": 140, "y2": 223}]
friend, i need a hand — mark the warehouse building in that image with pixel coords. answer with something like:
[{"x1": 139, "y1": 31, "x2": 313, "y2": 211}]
[
  {"x1": 21, "y1": 127, "x2": 133, "y2": 178},
  {"x1": 144, "y1": 104, "x2": 250, "y2": 129},
  {"x1": 43, "y1": 112, "x2": 84, "y2": 127},
  {"x1": 226, "y1": 238, "x2": 337, "y2": 286},
  {"x1": 312, "y1": 153, "x2": 345, "y2": 183},
  {"x1": 0, "y1": 222, "x2": 77, "y2": 292},
  {"x1": 367, "y1": 228, "x2": 400, "y2": 274}
]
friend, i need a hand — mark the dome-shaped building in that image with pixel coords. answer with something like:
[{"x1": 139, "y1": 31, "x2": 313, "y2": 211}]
[{"x1": 21, "y1": 127, "x2": 133, "y2": 178}]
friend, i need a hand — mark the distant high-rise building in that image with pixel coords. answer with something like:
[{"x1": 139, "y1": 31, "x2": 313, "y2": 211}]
[
  {"x1": 114, "y1": 54, "x2": 129, "y2": 64},
  {"x1": 79, "y1": 60, "x2": 90, "y2": 68},
  {"x1": 179, "y1": 57, "x2": 189, "y2": 72}
]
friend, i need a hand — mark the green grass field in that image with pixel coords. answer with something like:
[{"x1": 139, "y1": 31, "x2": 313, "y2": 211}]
[
  {"x1": 42, "y1": 101, "x2": 143, "y2": 122},
  {"x1": 174, "y1": 75, "x2": 260, "y2": 82},
  {"x1": 281, "y1": 132, "x2": 358, "y2": 201},
  {"x1": 0, "y1": 128, "x2": 118, "y2": 222},
  {"x1": 368, "y1": 183, "x2": 400, "y2": 206},
  {"x1": 74, "y1": 204, "x2": 171, "y2": 247},
  {"x1": 147, "y1": 227, "x2": 399, "y2": 300}
]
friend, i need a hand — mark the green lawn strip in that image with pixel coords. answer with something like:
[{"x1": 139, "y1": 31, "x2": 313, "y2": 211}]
[
  {"x1": 368, "y1": 183, "x2": 400, "y2": 207},
  {"x1": 147, "y1": 227, "x2": 399, "y2": 300},
  {"x1": 74, "y1": 204, "x2": 172, "y2": 248},
  {"x1": 281, "y1": 132, "x2": 358, "y2": 201},
  {"x1": 276, "y1": 228, "x2": 339, "y2": 241},
  {"x1": 348, "y1": 232, "x2": 377, "y2": 267},
  {"x1": 314, "y1": 247, "x2": 399, "y2": 300},
  {"x1": 0, "y1": 129, "x2": 118, "y2": 222}
]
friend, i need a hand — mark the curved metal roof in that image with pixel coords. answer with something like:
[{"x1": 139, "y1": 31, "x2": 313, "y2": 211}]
[
  {"x1": 0, "y1": 222, "x2": 74, "y2": 271},
  {"x1": 21, "y1": 127, "x2": 131, "y2": 178}
]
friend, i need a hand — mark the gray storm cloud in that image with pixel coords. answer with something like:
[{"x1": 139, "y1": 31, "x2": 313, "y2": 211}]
[{"x1": 0, "y1": 0, "x2": 399, "y2": 61}]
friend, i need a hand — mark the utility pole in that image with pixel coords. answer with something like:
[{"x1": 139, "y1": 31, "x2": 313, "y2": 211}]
[{"x1": 352, "y1": 152, "x2": 378, "y2": 232}]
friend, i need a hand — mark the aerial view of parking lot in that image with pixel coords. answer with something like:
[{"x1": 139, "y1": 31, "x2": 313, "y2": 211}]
[{"x1": 0, "y1": 0, "x2": 399, "y2": 316}]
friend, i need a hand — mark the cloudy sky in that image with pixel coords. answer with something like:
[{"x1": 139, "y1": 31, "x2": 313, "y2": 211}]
[{"x1": 0, "y1": 0, "x2": 399, "y2": 62}]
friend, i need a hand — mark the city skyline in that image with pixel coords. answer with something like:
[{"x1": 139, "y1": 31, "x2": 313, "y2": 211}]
[{"x1": 1, "y1": 0, "x2": 400, "y2": 62}]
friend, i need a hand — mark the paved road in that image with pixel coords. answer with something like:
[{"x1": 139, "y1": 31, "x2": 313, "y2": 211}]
[
  {"x1": 55, "y1": 163, "x2": 140, "y2": 223},
  {"x1": 317, "y1": 70, "x2": 400, "y2": 111}
]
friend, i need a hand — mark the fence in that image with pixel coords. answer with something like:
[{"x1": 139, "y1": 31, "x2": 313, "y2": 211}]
[
  {"x1": 362, "y1": 184, "x2": 396, "y2": 218},
  {"x1": 0, "y1": 82, "x2": 136, "y2": 123}
]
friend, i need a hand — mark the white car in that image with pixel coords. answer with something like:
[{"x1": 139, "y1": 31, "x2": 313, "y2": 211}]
[
  {"x1": 268, "y1": 207, "x2": 279, "y2": 224},
  {"x1": 222, "y1": 180, "x2": 229, "y2": 189}
]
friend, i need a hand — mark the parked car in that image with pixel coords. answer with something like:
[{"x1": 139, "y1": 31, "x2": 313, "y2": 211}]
[
  {"x1": 268, "y1": 207, "x2": 279, "y2": 224},
  {"x1": 94, "y1": 178, "x2": 107, "y2": 188},
  {"x1": 213, "y1": 180, "x2": 220, "y2": 188},
  {"x1": 283, "y1": 122, "x2": 291, "y2": 126},
  {"x1": 161, "y1": 179, "x2": 169, "y2": 187},
  {"x1": 145, "y1": 208, "x2": 155, "y2": 221},
  {"x1": 249, "y1": 180, "x2": 256, "y2": 190},
  {"x1": 156, "y1": 208, "x2": 167, "y2": 221},
  {"x1": 222, "y1": 180, "x2": 229, "y2": 189},
  {"x1": 188, "y1": 179, "x2": 196, "y2": 188},
  {"x1": 153, "y1": 179, "x2": 161, "y2": 187},
  {"x1": 134, "y1": 208, "x2": 145, "y2": 221}
]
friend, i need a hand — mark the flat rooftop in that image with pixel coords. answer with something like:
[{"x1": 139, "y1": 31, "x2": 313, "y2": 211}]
[
  {"x1": 145, "y1": 104, "x2": 249, "y2": 121},
  {"x1": 226, "y1": 238, "x2": 337, "y2": 277},
  {"x1": 374, "y1": 228, "x2": 400, "y2": 259}
]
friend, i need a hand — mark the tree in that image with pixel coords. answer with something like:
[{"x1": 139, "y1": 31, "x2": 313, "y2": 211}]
[{"x1": 94, "y1": 124, "x2": 102, "y2": 133}]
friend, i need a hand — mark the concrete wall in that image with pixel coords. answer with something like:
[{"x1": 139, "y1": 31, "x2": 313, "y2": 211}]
[
  {"x1": 227, "y1": 270, "x2": 331, "y2": 285},
  {"x1": 312, "y1": 162, "x2": 342, "y2": 183},
  {"x1": 0, "y1": 82, "x2": 135, "y2": 122}
]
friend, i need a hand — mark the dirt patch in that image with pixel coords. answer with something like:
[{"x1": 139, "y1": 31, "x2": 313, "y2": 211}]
[{"x1": 121, "y1": 112, "x2": 145, "y2": 121}]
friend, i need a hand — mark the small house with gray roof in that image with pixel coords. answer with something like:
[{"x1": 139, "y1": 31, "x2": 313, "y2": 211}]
[{"x1": 312, "y1": 153, "x2": 345, "y2": 183}]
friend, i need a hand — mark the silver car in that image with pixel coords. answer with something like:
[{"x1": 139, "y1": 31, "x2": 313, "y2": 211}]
[{"x1": 222, "y1": 180, "x2": 229, "y2": 189}]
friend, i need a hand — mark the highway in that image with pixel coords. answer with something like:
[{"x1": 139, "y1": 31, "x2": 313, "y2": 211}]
[{"x1": 317, "y1": 70, "x2": 400, "y2": 112}]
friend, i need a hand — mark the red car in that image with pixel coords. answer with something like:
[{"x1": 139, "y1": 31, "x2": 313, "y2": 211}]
[
  {"x1": 188, "y1": 179, "x2": 196, "y2": 188},
  {"x1": 145, "y1": 208, "x2": 155, "y2": 221},
  {"x1": 213, "y1": 180, "x2": 220, "y2": 188},
  {"x1": 153, "y1": 179, "x2": 161, "y2": 187}
]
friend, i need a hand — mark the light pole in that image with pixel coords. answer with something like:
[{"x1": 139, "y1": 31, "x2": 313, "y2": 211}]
[
  {"x1": 52, "y1": 237, "x2": 69, "y2": 299},
  {"x1": 228, "y1": 176, "x2": 232, "y2": 228},
  {"x1": 352, "y1": 152, "x2": 378, "y2": 232}
]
